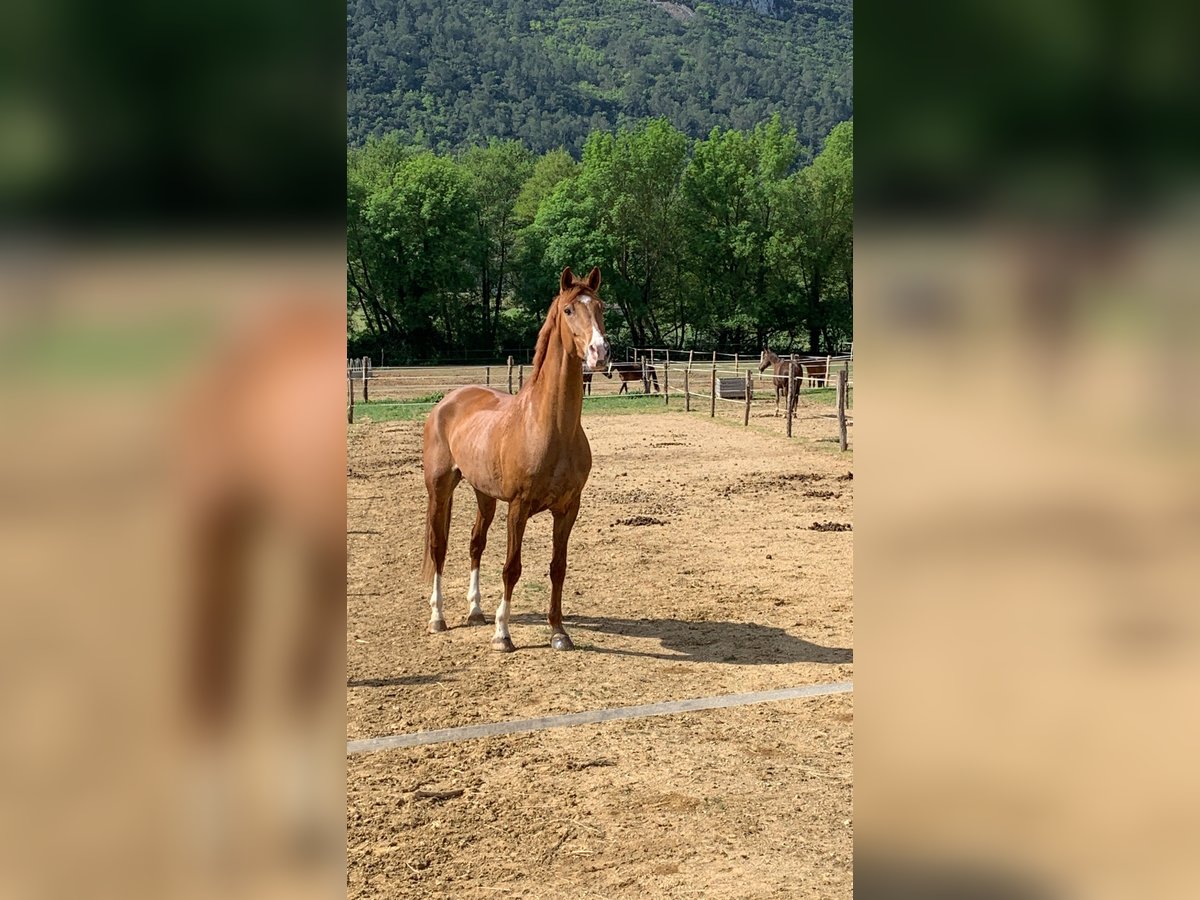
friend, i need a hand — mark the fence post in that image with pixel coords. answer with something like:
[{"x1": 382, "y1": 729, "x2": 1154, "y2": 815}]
[
  {"x1": 684, "y1": 369, "x2": 691, "y2": 412},
  {"x1": 837, "y1": 368, "x2": 848, "y2": 451},
  {"x1": 689, "y1": 349, "x2": 694, "y2": 371},
  {"x1": 519, "y1": 364, "x2": 524, "y2": 391},
  {"x1": 486, "y1": 365, "x2": 490, "y2": 386},
  {"x1": 347, "y1": 371, "x2": 354, "y2": 424},
  {"x1": 743, "y1": 370, "x2": 752, "y2": 426},
  {"x1": 507, "y1": 356, "x2": 514, "y2": 394},
  {"x1": 641, "y1": 357, "x2": 649, "y2": 394},
  {"x1": 825, "y1": 355, "x2": 832, "y2": 388},
  {"x1": 361, "y1": 357, "x2": 369, "y2": 403},
  {"x1": 712, "y1": 350, "x2": 717, "y2": 367},
  {"x1": 786, "y1": 366, "x2": 796, "y2": 438},
  {"x1": 663, "y1": 360, "x2": 669, "y2": 406},
  {"x1": 710, "y1": 367, "x2": 717, "y2": 417},
  {"x1": 735, "y1": 352, "x2": 739, "y2": 372}
]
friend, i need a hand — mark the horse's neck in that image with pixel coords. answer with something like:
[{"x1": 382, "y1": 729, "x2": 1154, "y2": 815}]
[{"x1": 524, "y1": 339, "x2": 584, "y2": 436}]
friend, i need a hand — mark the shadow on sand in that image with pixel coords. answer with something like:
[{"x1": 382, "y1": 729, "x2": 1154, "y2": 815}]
[
  {"x1": 510, "y1": 613, "x2": 852, "y2": 665},
  {"x1": 347, "y1": 673, "x2": 451, "y2": 688}
]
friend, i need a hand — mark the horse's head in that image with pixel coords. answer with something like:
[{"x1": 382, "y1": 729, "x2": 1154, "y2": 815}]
[
  {"x1": 557, "y1": 266, "x2": 610, "y2": 371},
  {"x1": 758, "y1": 348, "x2": 773, "y2": 373}
]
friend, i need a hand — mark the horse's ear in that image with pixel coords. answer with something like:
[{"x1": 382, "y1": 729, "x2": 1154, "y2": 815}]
[
  {"x1": 584, "y1": 266, "x2": 601, "y2": 291},
  {"x1": 560, "y1": 267, "x2": 575, "y2": 293}
]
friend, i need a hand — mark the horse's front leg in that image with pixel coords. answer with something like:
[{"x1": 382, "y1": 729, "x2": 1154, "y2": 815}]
[
  {"x1": 548, "y1": 499, "x2": 581, "y2": 651},
  {"x1": 492, "y1": 498, "x2": 529, "y2": 652}
]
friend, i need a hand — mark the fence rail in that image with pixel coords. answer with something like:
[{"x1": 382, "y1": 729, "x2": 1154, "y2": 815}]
[{"x1": 626, "y1": 346, "x2": 854, "y2": 369}]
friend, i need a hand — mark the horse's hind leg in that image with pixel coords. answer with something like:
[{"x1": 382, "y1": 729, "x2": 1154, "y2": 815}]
[
  {"x1": 547, "y1": 499, "x2": 581, "y2": 651},
  {"x1": 492, "y1": 498, "x2": 529, "y2": 652},
  {"x1": 466, "y1": 490, "x2": 496, "y2": 625},
  {"x1": 423, "y1": 468, "x2": 460, "y2": 634}
]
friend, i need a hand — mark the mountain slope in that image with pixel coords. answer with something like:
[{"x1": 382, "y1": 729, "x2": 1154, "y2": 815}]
[{"x1": 347, "y1": 0, "x2": 852, "y2": 155}]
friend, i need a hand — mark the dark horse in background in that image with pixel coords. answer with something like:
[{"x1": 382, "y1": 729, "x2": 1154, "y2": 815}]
[
  {"x1": 759, "y1": 348, "x2": 803, "y2": 417},
  {"x1": 607, "y1": 360, "x2": 659, "y2": 394}
]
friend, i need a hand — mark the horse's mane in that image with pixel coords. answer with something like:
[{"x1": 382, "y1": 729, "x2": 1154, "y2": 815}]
[{"x1": 526, "y1": 291, "x2": 567, "y2": 388}]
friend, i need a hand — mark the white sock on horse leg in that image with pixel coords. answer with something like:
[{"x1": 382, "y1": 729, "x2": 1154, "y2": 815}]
[
  {"x1": 493, "y1": 597, "x2": 510, "y2": 641},
  {"x1": 467, "y1": 568, "x2": 482, "y2": 616},
  {"x1": 429, "y1": 573, "x2": 444, "y2": 625}
]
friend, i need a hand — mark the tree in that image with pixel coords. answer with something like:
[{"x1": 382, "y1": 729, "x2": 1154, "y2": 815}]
[
  {"x1": 769, "y1": 119, "x2": 852, "y2": 353},
  {"x1": 515, "y1": 120, "x2": 690, "y2": 348},
  {"x1": 462, "y1": 140, "x2": 534, "y2": 347},
  {"x1": 347, "y1": 116, "x2": 852, "y2": 361},
  {"x1": 347, "y1": 139, "x2": 481, "y2": 358},
  {"x1": 680, "y1": 115, "x2": 801, "y2": 348}
]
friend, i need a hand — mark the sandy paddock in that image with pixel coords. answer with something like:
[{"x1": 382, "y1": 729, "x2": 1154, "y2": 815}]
[{"x1": 347, "y1": 408, "x2": 853, "y2": 898}]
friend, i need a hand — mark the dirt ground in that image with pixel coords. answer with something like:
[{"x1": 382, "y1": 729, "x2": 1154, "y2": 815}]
[{"x1": 347, "y1": 409, "x2": 853, "y2": 898}]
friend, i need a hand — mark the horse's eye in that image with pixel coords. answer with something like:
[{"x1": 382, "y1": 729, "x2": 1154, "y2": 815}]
[{"x1": 564, "y1": 306, "x2": 574, "y2": 316}]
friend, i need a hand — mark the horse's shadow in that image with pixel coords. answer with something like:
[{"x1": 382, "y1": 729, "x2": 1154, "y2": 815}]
[{"x1": 510, "y1": 613, "x2": 852, "y2": 665}]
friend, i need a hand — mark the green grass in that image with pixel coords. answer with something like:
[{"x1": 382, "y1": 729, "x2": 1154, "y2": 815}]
[
  {"x1": 582, "y1": 393, "x2": 670, "y2": 414},
  {"x1": 354, "y1": 401, "x2": 437, "y2": 422},
  {"x1": 0, "y1": 317, "x2": 214, "y2": 381},
  {"x1": 353, "y1": 391, "x2": 668, "y2": 423}
]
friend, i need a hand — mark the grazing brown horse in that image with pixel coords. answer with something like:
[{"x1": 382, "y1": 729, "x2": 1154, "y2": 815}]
[
  {"x1": 607, "y1": 360, "x2": 659, "y2": 394},
  {"x1": 759, "y1": 348, "x2": 803, "y2": 417},
  {"x1": 422, "y1": 266, "x2": 610, "y2": 652}
]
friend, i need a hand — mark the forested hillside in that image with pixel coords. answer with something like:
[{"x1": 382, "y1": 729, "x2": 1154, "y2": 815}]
[
  {"x1": 348, "y1": 117, "x2": 851, "y2": 364},
  {"x1": 347, "y1": 0, "x2": 852, "y2": 156}
]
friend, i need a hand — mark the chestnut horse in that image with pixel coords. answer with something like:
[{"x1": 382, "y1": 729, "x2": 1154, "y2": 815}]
[
  {"x1": 422, "y1": 267, "x2": 610, "y2": 652},
  {"x1": 759, "y1": 348, "x2": 803, "y2": 417}
]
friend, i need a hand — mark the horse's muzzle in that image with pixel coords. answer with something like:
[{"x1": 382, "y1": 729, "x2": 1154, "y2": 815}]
[{"x1": 586, "y1": 338, "x2": 609, "y2": 371}]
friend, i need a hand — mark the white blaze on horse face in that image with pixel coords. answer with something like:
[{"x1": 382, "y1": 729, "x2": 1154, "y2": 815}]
[
  {"x1": 429, "y1": 573, "x2": 444, "y2": 625},
  {"x1": 585, "y1": 326, "x2": 608, "y2": 370},
  {"x1": 467, "y1": 567, "x2": 482, "y2": 616}
]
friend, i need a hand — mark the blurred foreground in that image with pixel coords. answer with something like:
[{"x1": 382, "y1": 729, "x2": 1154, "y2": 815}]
[
  {"x1": 0, "y1": 240, "x2": 346, "y2": 899},
  {"x1": 856, "y1": 1, "x2": 1200, "y2": 894},
  {"x1": 857, "y1": 219, "x2": 1200, "y2": 898}
]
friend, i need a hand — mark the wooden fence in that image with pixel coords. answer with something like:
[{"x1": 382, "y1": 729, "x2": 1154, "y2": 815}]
[{"x1": 348, "y1": 354, "x2": 852, "y2": 448}]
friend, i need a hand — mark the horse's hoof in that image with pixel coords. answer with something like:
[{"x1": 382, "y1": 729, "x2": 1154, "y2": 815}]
[
  {"x1": 491, "y1": 636, "x2": 516, "y2": 653},
  {"x1": 428, "y1": 620, "x2": 447, "y2": 634},
  {"x1": 550, "y1": 633, "x2": 575, "y2": 651},
  {"x1": 467, "y1": 612, "x2": 488, "y2": 626}
]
